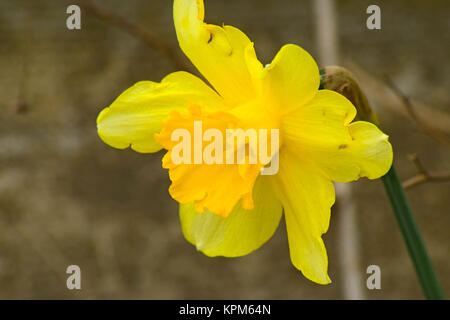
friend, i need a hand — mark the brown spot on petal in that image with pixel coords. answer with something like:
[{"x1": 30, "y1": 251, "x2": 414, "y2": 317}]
[{"x1": 338, "y1": 144, "x2": 348, "y2": 150}]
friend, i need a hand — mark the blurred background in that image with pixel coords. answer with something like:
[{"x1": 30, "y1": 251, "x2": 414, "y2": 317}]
[{"x1": 0, "y1": 0, "x2": 448, "y2": 299}]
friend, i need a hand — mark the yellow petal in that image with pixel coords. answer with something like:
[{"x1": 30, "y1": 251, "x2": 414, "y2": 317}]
[
  {"x1": 282, "y1": 89, "x2": 393, "y2": 182},
  {"x1": 174, "y1": 0, "x2": 255, "y2": 106},
  {"x1": 246, "y1": 44, "x2": 320, "y2": 114},
  {"x1": 179, "y1": 176, "x2": 282, "y2": 257},
  {"x1": 271, "y1": 150, "x2": 334, "y2": 284},
  {"x1": 97, "y1": 71, "x2": 224, "y2": 153}
]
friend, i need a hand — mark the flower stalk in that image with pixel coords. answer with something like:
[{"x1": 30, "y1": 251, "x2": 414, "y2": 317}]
[{"x1": 320, "y1": 66, "x2": 444, "y2": 299}]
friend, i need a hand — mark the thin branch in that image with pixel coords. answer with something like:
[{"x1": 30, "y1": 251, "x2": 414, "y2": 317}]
[
  {"x1": 13, "y1": 58, "x2": 28, "y2": 113},
  {"x1": 79, "y1": 0, "x2": 192, "y2": 72},
  {"x1": 403, "y1": 154, "x2": 450, "y2": 189},
  {"x1": 385, "y1": 77, "x2": 450, "y2": 147},
  {"x1": 342, "y1": 61, "x2": 450, "y2": 141}
]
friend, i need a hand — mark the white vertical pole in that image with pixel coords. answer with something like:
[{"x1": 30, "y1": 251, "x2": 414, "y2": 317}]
[{"x1": 313, "y1": 0, "x2": 365, "y2": 300}]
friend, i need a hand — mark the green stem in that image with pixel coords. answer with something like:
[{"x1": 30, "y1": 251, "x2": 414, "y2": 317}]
[{"x1": 381, "y1": 166, "x2": 444, "y2": 299}]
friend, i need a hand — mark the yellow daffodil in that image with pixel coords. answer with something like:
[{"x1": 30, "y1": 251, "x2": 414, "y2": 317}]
[{"x1": 96, "y1": 0, "x2": 393, "y2": 284}]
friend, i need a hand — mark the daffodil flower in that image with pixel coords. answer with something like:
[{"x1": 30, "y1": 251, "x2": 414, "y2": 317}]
[{"x1": 97, "y1": 0, "x2": 393, "y2": 284}]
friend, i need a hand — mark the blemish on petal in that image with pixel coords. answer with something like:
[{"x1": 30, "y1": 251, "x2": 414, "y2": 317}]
[{"x1": 338, "y1": 144, "x2": 348, "y2": 150}]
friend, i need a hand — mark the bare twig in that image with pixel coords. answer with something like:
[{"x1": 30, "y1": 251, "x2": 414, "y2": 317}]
[
  {"x1": 79, "y1": 0, "x2": 192, "y2": 72},
  {"x1": 403, "y1": 154, "x2": 450, "y2": 189},
  {"x1": 13, "y1": 59, "x2": 28, "y2": 114},
  {"x1": 386, "y1": 77, "x2": 450, "y2": 147},
  {"x1": 344, "y1": 60, "x2": 450, "y2": 138}
]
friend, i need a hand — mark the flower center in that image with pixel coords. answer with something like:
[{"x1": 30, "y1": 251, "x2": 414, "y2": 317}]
[{"x1": 155, "y1": 103, "x2": 280, "y2": 217}]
